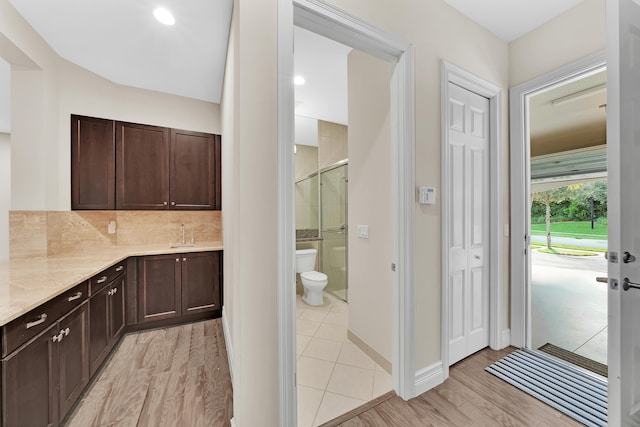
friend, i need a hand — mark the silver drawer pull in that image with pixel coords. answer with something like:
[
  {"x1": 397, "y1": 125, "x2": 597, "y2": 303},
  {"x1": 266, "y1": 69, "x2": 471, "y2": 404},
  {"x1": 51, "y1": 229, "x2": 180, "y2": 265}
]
[
  {"x1": 67, "y1": 291, "x2": 83, "y2": 302},
  {"x1": 26, "y1": 313, "x2": 48, "y2": 329},
  {"x1": 112, "y1": 287, "x2": 118, "y2": 295},
  {"x1": 115, "y1": 265, "x2": 124, "y2": 272},
  {"x1": 64, "y1": 327, "x2": 70, "y2": 336},
  {"x1": 97, "y1": 276, "x2": 108, "y2": 284}
]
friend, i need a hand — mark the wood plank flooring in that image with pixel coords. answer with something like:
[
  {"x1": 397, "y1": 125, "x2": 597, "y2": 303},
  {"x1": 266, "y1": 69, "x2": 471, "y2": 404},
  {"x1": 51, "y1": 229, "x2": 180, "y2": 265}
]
[
  {"x1": 320, "y1": 347, "x2": 586, "y2": 427},
  {"x1": 64, "y1": 319, "x2": 233, "y2": 427}
]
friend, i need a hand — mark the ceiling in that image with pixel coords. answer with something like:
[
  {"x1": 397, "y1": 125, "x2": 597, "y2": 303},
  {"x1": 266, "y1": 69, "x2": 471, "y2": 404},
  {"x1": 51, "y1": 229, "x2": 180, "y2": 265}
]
[
  {"x1": 294, "y1": 26, "x2": 351, "y2": 127},
  {"x1": 7, "y1": 0, "x2": 233, "y2": 103},
  {"x1": 530, "y1": 69, "x2": 607, "y2": 157},
  {"x1": 530, "y1": 68, "x2": 607, "y2": 186},
  {"x1": 442, "y1": 0, "x2": 585, "y2": 42}
]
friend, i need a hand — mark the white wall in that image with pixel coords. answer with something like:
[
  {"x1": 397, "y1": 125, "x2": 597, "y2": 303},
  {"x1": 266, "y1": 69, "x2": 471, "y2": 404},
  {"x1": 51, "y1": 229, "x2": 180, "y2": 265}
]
[
  {"x1": 221, "y1": 0, "x2": 238, "y2": 380},
  {"x1": 509, "y1": 0, "x2": 606, "y2": 86},
  {"x1": 221, "y1": 0, "x2": 280, "y2": 425},
  {"x1": 0, "y1": 58, "x2": 9, "y2": 133},
  {"x1": 0, "y1": 132, "x2": 9, "y2": 261},
  {"x1": 347, "y1": 49, "x2": 392, "y2": 363}
]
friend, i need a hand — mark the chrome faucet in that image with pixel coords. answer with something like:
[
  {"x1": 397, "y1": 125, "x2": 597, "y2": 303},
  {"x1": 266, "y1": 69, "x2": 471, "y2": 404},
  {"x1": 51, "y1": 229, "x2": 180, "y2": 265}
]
[{"x1": 171, "y1": 223, "x2": 195, "y2": 248}]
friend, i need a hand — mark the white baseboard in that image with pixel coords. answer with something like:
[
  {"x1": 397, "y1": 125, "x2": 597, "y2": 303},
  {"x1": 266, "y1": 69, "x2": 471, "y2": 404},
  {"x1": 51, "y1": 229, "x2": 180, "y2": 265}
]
[
  {"x1": 501, "y1": 328, "x2": 511, "y2": 349},
  {"x1": 414, "y1": 361, "x2": 445, "y2": 396},
  {"x1": 222, "y1": 306, "x2": 234, "y2": 385}
]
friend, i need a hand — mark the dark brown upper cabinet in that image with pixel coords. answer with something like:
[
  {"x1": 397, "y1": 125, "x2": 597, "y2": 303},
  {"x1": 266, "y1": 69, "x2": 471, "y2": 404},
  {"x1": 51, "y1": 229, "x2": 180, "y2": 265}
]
[
  {"x1": 170, "y1": 129, "x2": 221, "y2": 210},
  {"x1": 71, "y1": 115, "x2": 115, "y2": 210},
  {"x1": 116, "y1": 122, "x2": 170, "y2": 210},
  {"x1": 70, "y1": 115, "x2": 221, "y2": 211}
]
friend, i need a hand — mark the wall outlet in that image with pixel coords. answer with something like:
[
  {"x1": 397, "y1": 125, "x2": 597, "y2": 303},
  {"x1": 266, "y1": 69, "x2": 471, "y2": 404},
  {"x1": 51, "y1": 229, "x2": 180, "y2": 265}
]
[
  {"x1": 108, "y1": 220, "x2": 116, "y2": 234},
  {"x1": 357, "y1": 225, "x2": 369, "y2": 238}
]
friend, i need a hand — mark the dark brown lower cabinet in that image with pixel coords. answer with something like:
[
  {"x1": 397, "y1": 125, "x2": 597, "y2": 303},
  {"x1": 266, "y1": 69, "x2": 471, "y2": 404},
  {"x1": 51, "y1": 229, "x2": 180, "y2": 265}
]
[
  {"x1": 89, "y1": 274, "x2": 126, "y2": 376},
  {"x1": 1, "y1": 250, "x2": 221, "y2": 426},
  {"x1": 138, "y1": 254, "x2": 182, "y2": 323},
  {"x1": 1, "y1": 302, "x2": 89, "y2": 427},
  {"x1": 138, "y1": 251, "x2": 221, "y2": 324},
  {"x1": 182, "y1": 251, "x2": 222, "y2": 315},
  {"x1": 58, "y1": 303, "x2": 90, "y2": 420}
]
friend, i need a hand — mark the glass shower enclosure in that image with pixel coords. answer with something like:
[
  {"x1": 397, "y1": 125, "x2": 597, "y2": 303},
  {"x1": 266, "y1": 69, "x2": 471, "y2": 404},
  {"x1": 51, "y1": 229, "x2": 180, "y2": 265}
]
[{"x1": 320, "y1": 162, "x2": 348, "y2": 301}]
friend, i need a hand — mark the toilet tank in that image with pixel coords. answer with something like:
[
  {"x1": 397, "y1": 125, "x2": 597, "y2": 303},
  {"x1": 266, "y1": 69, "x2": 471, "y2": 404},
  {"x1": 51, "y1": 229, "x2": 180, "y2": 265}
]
[{"x1": 295, "y1": 249, "x2": 317, "y2": 273}]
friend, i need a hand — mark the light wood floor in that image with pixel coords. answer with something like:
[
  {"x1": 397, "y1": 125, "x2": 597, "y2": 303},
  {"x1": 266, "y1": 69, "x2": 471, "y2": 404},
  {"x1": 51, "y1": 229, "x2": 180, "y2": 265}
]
[
  {"x1": 65, "y1": 319, "x2": 233, "y2": 427},
  {"x1": 320, "y1": 347, "x2": 585, "y2": 427}
]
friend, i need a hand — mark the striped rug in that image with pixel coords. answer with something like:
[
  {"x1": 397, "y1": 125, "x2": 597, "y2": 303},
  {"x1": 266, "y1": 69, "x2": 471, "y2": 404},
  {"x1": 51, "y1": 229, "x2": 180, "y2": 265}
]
[{"x1": 486, "y1": 349, "x2": 607, "y2": 427}]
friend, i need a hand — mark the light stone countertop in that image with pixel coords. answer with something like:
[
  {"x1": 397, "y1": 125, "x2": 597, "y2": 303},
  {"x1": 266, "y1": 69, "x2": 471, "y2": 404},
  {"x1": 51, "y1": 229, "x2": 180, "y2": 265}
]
[{"x1": 0, "y1": 242, "x2": 224, "y2": 326}]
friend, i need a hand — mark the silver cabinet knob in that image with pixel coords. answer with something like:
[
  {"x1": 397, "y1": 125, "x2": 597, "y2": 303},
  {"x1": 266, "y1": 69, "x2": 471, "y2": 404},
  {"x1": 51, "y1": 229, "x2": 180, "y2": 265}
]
[
  {"x1": 64, "y1": 327, "x2": 70, "y2": 336},
  {"x1": 163, "y1": 201, "x2": 168, "y2": 206}
]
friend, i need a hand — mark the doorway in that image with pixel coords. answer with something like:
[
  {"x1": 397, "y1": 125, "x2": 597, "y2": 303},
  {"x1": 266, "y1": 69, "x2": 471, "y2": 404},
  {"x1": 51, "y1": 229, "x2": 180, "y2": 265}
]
[
  {"x1": 509, "y1": 53, "x2": 608, "y2": 369},
  {"x1": 441, "y1": 62, "x2": 504, "y2": 373},
  {"x1": 278, "y1": 2, "x2": 416, "y2": 425},
  {"x1": 445, "y1": 82, "x2": 490, "y2": 366},
  {"x1": 528, "y1": 68, "x2": 608, "y2": 375}
]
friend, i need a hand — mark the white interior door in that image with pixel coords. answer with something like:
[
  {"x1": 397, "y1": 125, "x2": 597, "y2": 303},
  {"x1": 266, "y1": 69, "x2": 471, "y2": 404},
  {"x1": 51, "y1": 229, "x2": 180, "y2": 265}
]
[
  {"x1": 447, "y1": 82, "x2": 490, "y2": 365},
  {"x1": 607, "y1": 0, "x2": 640, "y2": 424}
]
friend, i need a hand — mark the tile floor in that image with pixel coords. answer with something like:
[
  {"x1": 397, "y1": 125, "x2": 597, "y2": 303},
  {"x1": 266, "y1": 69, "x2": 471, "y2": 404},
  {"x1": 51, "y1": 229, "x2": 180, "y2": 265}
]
[{"x1": 296, "y1": 292, "x2": 392, "y2": 427}]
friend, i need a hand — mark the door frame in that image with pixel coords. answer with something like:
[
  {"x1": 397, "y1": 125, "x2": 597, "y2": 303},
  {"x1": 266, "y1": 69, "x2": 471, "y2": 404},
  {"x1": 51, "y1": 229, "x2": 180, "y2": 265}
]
[
  {"x1": 277, "y1": 1, "x2": 416, "y2": 426},
  {"x1": 440, "y1": 61, "x2": 504, "y2": 375},
  {"x1": 509, "y1": 51, "x2": 606, "y2": 348}
]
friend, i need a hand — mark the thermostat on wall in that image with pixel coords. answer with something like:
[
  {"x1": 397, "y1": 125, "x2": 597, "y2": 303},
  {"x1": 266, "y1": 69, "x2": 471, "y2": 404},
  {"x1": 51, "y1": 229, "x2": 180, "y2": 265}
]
[{"x1": 419, "y1": 187, "x2": 436, "y2": 205}]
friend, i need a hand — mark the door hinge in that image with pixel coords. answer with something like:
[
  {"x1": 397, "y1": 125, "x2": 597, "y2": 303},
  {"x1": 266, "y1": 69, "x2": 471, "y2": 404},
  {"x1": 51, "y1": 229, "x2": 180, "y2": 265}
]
[{"x1": 391, "y1": 263, "x2": 396, "y2": 272}]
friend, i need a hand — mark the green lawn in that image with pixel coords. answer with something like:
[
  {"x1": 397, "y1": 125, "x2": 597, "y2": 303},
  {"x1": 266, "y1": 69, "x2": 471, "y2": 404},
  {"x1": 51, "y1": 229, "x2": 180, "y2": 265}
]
[{"x1": 530, "y1": 221, "x2": 607, "y2": 239}]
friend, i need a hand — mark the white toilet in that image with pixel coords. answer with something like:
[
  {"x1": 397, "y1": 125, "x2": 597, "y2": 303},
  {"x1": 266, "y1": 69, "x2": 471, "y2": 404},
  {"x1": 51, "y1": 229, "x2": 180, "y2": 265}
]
[{"x1": 295, "y1": 249, "x2": 328, "y2": 306}]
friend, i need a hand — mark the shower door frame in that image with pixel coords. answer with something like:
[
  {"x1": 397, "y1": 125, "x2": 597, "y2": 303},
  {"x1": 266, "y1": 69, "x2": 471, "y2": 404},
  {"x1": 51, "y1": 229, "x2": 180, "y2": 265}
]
[{"x1": 319, "y1": 160, "x2": 349, "y2": 301}]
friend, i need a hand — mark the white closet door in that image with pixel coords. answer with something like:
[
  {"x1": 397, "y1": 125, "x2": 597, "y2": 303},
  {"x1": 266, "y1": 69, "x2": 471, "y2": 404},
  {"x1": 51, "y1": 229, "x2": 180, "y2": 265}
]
[{"x1": 448, "y1": 82, "x2": 490, "y2": 366}]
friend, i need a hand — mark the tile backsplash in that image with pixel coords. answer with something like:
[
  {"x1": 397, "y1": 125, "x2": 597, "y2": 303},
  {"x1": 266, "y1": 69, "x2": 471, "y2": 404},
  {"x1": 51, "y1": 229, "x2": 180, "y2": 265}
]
[{"x1": 9, "y1": 210, "x2": 223, "y2": 259}]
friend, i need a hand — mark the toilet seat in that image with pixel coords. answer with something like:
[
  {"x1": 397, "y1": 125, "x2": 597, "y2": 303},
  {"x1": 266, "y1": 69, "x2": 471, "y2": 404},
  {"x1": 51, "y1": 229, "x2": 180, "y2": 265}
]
[{"x1": 301, "y1": 271, "x2": 327, "y2": 283}]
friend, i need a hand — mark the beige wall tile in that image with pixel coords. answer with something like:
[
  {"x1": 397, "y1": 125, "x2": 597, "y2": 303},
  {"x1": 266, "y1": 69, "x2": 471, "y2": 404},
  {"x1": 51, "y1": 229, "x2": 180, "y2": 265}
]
[
  {"x1": 9, "y1": 211, "x2": 47, "y2": 259},
  {"x1": 52, "y1": 211, "x2": 117, "y2": 255},
  {"x1": 318, "y1": 120, "x2": 348, "y2": 170}
]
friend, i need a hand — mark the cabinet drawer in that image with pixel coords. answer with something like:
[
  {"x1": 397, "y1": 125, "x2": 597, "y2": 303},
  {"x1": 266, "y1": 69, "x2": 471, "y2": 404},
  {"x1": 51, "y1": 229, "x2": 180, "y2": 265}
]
[
  {"x1": 90, "y1": 262, "x2": 126, "y2": 295},
  {"x1": 1, "y1": 281, "x2": 88, "y2": 358}
]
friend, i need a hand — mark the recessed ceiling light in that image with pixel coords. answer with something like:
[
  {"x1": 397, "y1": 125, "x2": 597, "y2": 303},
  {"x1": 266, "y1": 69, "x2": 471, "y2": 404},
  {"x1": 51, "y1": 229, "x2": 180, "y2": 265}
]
[
  {"x1": 294, "y1": 76, "x2": 306, "y2": 86},
  {"x1": 153, "y1": 7, "x2": 175, "y2": 26}
]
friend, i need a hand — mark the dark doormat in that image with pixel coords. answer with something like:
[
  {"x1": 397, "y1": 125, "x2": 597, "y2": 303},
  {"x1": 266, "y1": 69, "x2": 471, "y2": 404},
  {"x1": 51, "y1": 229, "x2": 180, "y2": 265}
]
[{"x1": 538, "y1": 343, "x2": 608, "y2": 378}]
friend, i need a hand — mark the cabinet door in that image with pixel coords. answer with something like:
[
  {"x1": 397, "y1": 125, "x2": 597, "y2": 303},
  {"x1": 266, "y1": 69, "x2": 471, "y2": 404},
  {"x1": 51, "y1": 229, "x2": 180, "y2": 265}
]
[
  {"x1": 109, "y1": 275, "x2": 126, "y2": 344},
  {"x1": 138, "y1": 254, "x2": 182, "y2": 323},
  {"x1": 89, "y1": 284, "x2": 110, "y2": 376},
  {"x1": 71, "y1": 115, "x2": 115, "y2": 210},
  {"x1": 2, "y1": 323, "x2": 58, "y2": 427},
  {"x1": 116, "y1": 122, "x2": 170, "y2": 210},
  {"x1": 181, "y1": 252, "x2": 221, "y2": 316},
  {"x1": 58, "y1": 302, "x2": 90, "y2": 421},
  {"x1": 170, "y1": 129, "x2": 220, "y2": 210}
]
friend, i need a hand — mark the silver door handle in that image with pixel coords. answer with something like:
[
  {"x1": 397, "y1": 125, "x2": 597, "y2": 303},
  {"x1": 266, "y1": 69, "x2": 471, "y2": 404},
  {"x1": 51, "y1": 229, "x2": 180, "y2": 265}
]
[
  {"x1": 115, "y1": 265, "x2": 124, "y2": 272},
  {"x1": 67, "y1": 291, "x2": 83, "y2": 302},
  {"x1": 474, "y1": 255, "x2": 481, "y2": 260},
  {"x1": 26, "y1": 313, "x2": 48, "y2": 329},
  {"x1": 623, "y1": 278, "x2": 640, "y2": 291},
  {"x1": 97, "y1": 276, "x2": 108, "y2": 284}
]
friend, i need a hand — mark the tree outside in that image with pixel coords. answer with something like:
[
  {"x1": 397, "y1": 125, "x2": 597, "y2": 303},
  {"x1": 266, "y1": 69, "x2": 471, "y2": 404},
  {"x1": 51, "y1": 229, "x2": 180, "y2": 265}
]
[{"x1": 531, "y1": 179, "x2": 608, "y2": 249}]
